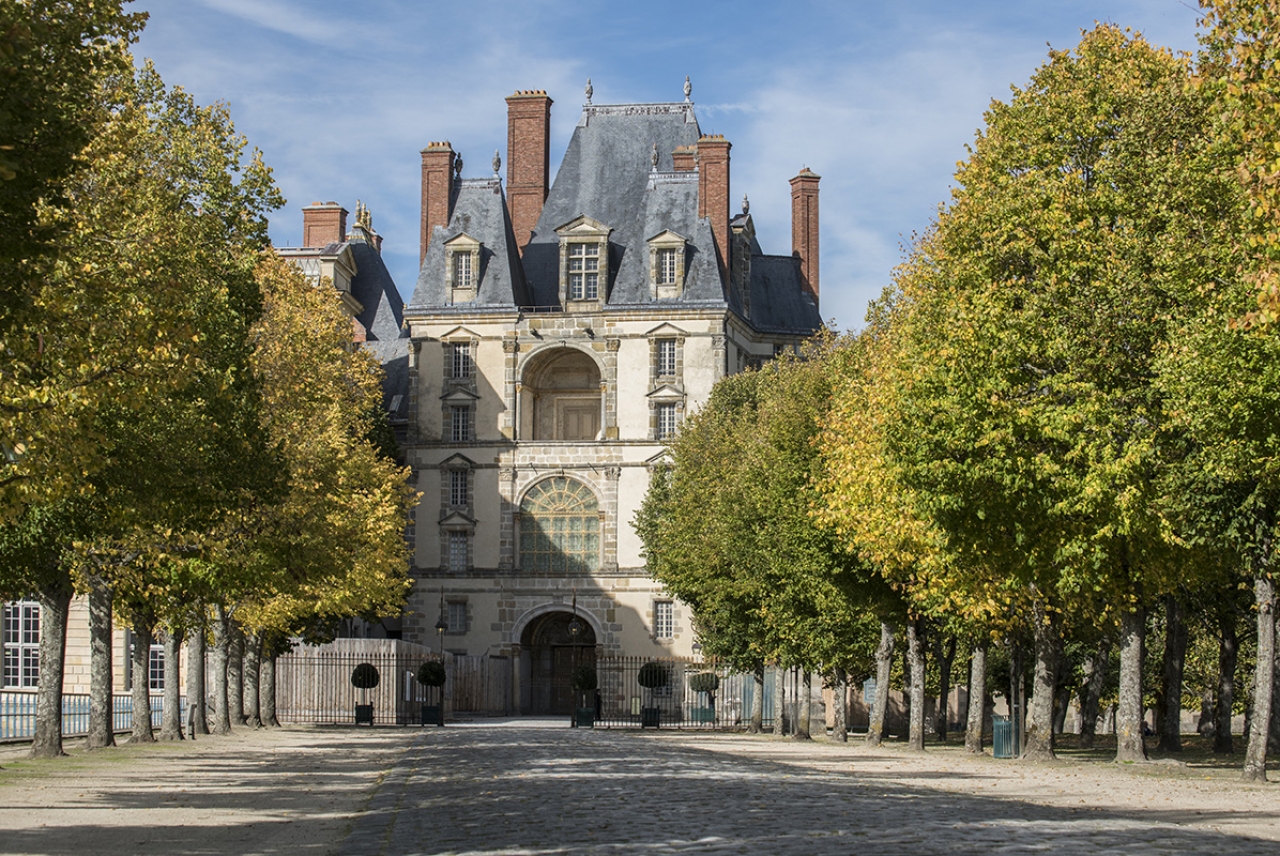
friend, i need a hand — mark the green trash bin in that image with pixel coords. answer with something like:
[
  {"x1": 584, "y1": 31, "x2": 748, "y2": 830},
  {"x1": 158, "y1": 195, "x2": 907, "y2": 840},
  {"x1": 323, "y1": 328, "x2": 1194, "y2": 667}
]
[{"x1": 992, "y1": 715, "x2": 1013, "y2": 759}]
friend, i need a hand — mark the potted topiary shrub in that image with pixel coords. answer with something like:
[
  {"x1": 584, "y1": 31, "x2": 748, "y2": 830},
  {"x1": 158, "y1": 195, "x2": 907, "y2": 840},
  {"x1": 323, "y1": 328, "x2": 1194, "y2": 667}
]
[
  {"x1": 637, "y1": 661, "x2": 668, "y2": 728},
  {"x1": 417, "y1": 660, "x2": 446, "y2": 727},
  {"x1": 351, "y1": 663, "x2": 380, "y2": 725},
  {"x1": 688, "y1": 671, "x2": 719, "y2": 724},
  {"x1": 571, "y1": 664, "x2": 597, "y2": 728}
]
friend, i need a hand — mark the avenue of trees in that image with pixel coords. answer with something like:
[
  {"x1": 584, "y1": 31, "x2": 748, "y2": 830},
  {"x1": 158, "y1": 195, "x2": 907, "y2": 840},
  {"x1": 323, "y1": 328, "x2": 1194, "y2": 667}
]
[
  {"x1": 1, "y1": 2, "x2": 415, "y2": 758},
  {"x1": 640, "y1": 10, "x2": 1280, "y2": 781}
]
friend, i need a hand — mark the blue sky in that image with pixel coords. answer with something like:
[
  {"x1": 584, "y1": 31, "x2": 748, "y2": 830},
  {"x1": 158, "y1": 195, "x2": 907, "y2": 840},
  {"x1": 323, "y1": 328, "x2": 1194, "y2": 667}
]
[{"x1": 133, "y1": 1, "x2": 1202, "y2": 331}]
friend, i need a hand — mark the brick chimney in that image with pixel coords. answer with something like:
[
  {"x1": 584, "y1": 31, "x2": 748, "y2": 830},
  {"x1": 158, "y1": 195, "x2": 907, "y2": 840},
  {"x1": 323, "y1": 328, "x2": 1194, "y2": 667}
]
[
  {"x1": 301, "y1": 201, "x2": 347, "y2": 248},
  {"x1": 696, "y1": 135, "x2": 731, "y2": 278},
  {"x1": 672, "y1": 145, "x2": 696, "y2": 171},
  {"x1": 505, "y1": 90, "x2": 553, "y2": 253},
  {"x1": 790, "y1": 168, "x2": 820, "y2": 307},
  {"x1": 420, "y1": 142, "x2": 456, "y2": 266}
]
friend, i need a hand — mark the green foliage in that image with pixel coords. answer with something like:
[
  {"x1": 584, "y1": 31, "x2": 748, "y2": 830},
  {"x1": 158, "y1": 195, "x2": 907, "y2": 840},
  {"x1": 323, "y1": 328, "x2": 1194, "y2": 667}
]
[
  {"x1": 417, "y1": 660, "x2": 446, "y2": 687},
  {"x1": 687, "y1": 672, "x2": 720, "y2": 694},
  {"x1": 637, "y1": 662, "x2": 669, "y2": 689},
  {"x1": 350, "y1": 662, "x2": 380, "y2": 690},
  {"x1": 571, "y1": 664, "x2": 598, "y2": 692}
]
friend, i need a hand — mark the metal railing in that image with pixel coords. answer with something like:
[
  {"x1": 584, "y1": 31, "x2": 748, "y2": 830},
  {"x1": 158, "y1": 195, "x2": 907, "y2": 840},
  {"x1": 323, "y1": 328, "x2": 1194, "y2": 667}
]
[
  {"x1": 274, "y1": 639, "x2": 438, "y2": 726},
  {"x1": 588, "y1": 657, "x2": 779, "y2": 730},
  {"x1": 1, "y1": 691, "x2": 180, "y2": 741}
]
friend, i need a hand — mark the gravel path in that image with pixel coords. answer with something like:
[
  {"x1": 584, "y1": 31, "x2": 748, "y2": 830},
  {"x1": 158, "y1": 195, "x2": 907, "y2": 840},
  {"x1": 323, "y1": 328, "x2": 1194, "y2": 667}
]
[{"x1": 3, "y1": 723, "x2": 1279, "y2": 855}]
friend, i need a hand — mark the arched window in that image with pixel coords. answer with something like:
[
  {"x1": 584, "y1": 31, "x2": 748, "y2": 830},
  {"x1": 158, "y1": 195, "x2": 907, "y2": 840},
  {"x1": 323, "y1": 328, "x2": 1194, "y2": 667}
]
[{"x1": 519, "y1": 478, "x2": 599, "y2": 573}]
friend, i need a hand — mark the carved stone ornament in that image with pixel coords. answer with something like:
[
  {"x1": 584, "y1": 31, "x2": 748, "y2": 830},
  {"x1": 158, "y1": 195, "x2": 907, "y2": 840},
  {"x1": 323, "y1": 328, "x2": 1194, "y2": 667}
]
[
  {"x1": 742, "y1": 194, "x2": 750, "y2": 215},
  {"x1": 585, "y1": 78, "x2": 593, "y2": 105},
  {"x1": 604, "y1": 466, "x2": 622, "y2": 481},
  {"x1": 684, "y1": 75, "x2": 692, "y2": 102},
  {"x1": 651, "y1": 142, "x2": 658, "y2": 171},
  {"x1": 605, "y1": 337, "x2": 621, "y2": 352},
  {"x1": 454, "y1": 153, "x2": 463, "y2": 177},
  {"x1": 493, "y1": 149, "x2": 502, "y2": 176},
  {"x1": 712, "y1": 334, "x2": 726, "y2": 350}
]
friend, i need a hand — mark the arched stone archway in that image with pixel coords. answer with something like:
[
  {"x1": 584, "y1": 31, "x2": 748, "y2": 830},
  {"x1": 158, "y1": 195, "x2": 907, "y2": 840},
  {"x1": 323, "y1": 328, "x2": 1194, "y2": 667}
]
[
  {"x1": 518, "y1": 610, "x2": 597, "y2": 715},
  {"x1": 519, "y1": 347, "x2": 602, "y2": 441}
]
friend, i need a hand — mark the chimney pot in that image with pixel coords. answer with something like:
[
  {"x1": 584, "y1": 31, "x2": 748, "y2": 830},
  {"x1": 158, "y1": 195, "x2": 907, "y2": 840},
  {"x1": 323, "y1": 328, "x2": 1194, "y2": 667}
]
[
  {"x1": 301, "y1": 201, "x2": 348, "y2": 249},
  {"x1": 420, "y1": 142, "x2": 455, "y2": 266},
  {"x1": 790, "y1": 168, "x2": 821, "y2": 308},
  {"x1": 505, "y1": 89, "x2": 553, "y2": 254}
]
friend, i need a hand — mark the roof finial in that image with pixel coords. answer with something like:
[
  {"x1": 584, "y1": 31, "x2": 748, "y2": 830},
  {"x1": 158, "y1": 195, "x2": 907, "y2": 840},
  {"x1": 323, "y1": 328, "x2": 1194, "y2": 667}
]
[
  {"x1": 454, "y1": 152, "x2": 463, "y2": 177},
  {"x1": 493, "y1": 149, "x2": 502, "y2": 177},
  {"x1": 585, "y1": 77, "x2": 593, "y2": 105},
  {"x1": 742, "y1": 194, "x2": 749, "y2": 215},
  {"x1": 684, "y1": 75, "x2": 692, "y2": 102},
  {"x1": 651, "y1": 142, "x2": 659, "y2": 172}
]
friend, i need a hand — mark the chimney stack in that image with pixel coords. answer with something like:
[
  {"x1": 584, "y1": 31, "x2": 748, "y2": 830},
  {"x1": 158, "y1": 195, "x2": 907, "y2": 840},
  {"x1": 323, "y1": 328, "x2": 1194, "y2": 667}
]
[
  {"x1": 696, "y1": 135, "x2": 731, "y2": 279},
  {"x1": 505, "y1": 90, "x2": 553, "y2": 253},
  {"x1": 420, "y1": 142, "x2": 456, "y2": 266},
  {"x1": 672, "y1": 145, "x2": 696, "y2": 171},
  {"x1": 302, "y1": 201, "x2": 347, "y2": 248},
  {"x1": 790, "y1": 168, "x2": 820, "y2": 307}
]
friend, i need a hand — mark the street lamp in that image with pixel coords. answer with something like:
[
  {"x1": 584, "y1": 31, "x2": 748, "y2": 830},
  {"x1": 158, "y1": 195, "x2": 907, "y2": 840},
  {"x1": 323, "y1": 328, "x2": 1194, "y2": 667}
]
[
  {"x1": 434, "y1": 588, "x2": 447, "y2": 727},
  {"x1": 568, "y1": 590, "x2": 582, "y2": 727}
]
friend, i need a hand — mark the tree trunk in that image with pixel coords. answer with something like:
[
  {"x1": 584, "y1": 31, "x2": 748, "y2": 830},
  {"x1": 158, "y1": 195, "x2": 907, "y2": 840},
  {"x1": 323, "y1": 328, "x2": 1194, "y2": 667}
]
[
  {"x1": 1078, "y1": 637, "x2": 1108, "y2": 750},
  {"x1": 29, "y1": 583, "x2": 72, "y2": 759},
  {"x1": 1243, "y1": 575, "x2": 1275, "y2": 782},
  {"x1": 749, "y1": 665, "x2": 764, "y2": 734},
  {"x1": 261, "y1": 651, "x2": 279, "y2": 727},
  {"x1": 1158, "y1": 594, "x2": 1187, "y2": 753},
  {"x1": 832, "y1": 666, "x2": 848, "y2": 742},
  {"x1": 793, "y1": 670, "x2": 813, "y2": 740},
  {"x1": 243, "y1": 632, "x2": 262, "y2": 728},
  {"x1": 772, "y1": 663, "x2": 786, "y2": 736},
  {"x1": 935, "y1": 634, "x2": 956, "y2": 742},
  {"x1": 867, "y1": 621, "x2": 894, "y2": 747},
  {"x1": 212, "y1": 606, "x2": 232, "y2": 735},
  {"x1": 1270, "y1": 628, "x2": 1280, "y2": 755},
  {"x1": 1216, "y1": 609, "x2": 1238, "y2": 753},
  {"x1": 128, "y1": 620, "x2": 156, "y2": 744},
  {"x1": 907, "y1": 618, "x2": 926, "y2": 751},
  {"x1": 1024, "y1": 602, "x2": 1058, "y2": 761},
  {"x1": 1115, "y1": 608, "x2": 1147, "y2": 763},
  {"x1": 86, "y1": 573, "x2": 115, "y2": 749},
  {"x1": 158, "y1": 628, "x2": 184, "y2": 741},
  {"x1": 187, "y1": 625, "x2": 209, "y2": 736},
  {"x1": 228, "y1": 624, "x2": 245, "y2": 725},
  {"x1": 965, "y1": 641, "x2": 987, "y2": 753}
]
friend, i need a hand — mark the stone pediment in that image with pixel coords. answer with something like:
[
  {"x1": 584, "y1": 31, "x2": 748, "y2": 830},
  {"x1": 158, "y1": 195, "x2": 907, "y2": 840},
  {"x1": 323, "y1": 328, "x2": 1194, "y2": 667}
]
[
  {"x1": 554, "y1": 215, "x2": 613, "y2": 237},
  {"x1": 646, "y1": 383, "x2": 685, "y2": 399},
  {"x1": 438, "y1": 325, "x2": 482, "y2": 341},
  {"x1": 643, "y1": 322, "x2": 688, "y2": 338},
  {"x1": 440, "y1": 387, "x2": 480, "y2": 404},
  {"x1": 438, "y1": 510, "x2": 476, "y2": 528}
]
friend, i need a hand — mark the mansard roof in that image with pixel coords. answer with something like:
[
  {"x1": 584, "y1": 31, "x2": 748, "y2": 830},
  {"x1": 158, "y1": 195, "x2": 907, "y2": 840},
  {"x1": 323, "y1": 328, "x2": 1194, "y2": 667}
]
[{"x1": 409, "y1": 177, "x2": 526, "y2": 309}]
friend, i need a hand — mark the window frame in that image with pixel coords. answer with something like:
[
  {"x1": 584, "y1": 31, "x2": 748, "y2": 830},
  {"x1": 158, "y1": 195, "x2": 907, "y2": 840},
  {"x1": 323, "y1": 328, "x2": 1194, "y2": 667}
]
[
  {"x1": 654, "y1": 600, "x2": 674, "y2": 641},
  {"x1": 2, "y1": 600, "x2": 40, "y2": 689}
]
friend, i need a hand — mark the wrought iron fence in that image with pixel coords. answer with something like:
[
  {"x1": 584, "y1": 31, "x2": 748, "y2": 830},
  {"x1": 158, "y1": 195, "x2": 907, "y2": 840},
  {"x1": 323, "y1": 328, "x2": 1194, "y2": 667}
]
[
  {"x1": 588, "y1": 657, "x2": 781, "y2": 730},
  {"x1": 274, "y1": 639, "x2": 439, "y2": 726},
  {"x1": 1, "y1": 691, "x2": 176, "y2": 742}
]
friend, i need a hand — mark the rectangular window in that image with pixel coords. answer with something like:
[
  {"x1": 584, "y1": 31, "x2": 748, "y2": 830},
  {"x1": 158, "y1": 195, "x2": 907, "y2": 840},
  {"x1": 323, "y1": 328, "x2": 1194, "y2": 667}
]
[
  {"x1": 450, "y1": 405, "x2": 472, "y2": 442},
  {"x1": 657, "y1": 339, "x2": 677, "y2": 377},
  {"x1": 447, "y1": 601, "x2": 467, "y2": 634},
  {"x1": 449, "y1": 469, "x2": 468, "y2": 507},
  {"x1": 447, "y1": 532, "x2": 468, "y2": 572},
  {"x1": 654, "y1": 601, "x2": 674, "y2": 640},
  {"x1": 448, "y1": 342, "x2": 473, "y2": 379},
  {"x1": 149, "y1": 644, "x2": 165, "y2": 691},
  {"x1": 569, "y1": 243, "x2": 600, "y2": 300},
  {"x1": 656, "y1": 403, "x2": 678, "y2": 440},
  {"x1": 452, "y1": 252, "x2": 472, "y2": 289},
  {"x1": 657, "y1": 247, "x2": 678, "y2": 285},
  {"x1": 2, "y1": 601, "x2": 40, "y2": 688}
]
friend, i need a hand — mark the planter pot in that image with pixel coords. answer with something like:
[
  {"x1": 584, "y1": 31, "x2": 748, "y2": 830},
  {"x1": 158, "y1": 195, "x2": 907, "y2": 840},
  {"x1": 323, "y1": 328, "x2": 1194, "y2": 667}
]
[
  {"x1": 690, "y1": 706, "x2": 715, "y2": 724},
  {"x1": 421, "y1": 704, "x2": 444, "y2": 727},
  {"x1": 575, "y1": 707, "x2": 596, "y2": 728},
  {"x1": 355, "y1": 704, "x2": 374, "y2": 725},
  {"x1": 641, "y1": 707, "x2": 661, "y2": 728}
]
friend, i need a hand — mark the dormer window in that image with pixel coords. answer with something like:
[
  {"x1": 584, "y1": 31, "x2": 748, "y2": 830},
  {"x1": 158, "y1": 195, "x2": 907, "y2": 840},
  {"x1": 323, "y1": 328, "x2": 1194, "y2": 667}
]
[
  {"x1": 555, "y1": 216, "x2": 612, "y2": 309},
  {"x1": 444, "y1": 233, "x2": 481, "y2": 304},
  {"x1": 568, "y1": 243, "x2": 600, "y2": 300},
  {"x1": 647, "y1": 230, "x2": 687, "y2": 299}
]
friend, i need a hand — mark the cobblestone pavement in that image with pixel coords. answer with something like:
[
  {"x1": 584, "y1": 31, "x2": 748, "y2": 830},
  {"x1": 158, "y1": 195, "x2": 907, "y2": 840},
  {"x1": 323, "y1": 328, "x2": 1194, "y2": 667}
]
[{"x1": 342, "y1": 722, "x2": 1280, "y2": 856}]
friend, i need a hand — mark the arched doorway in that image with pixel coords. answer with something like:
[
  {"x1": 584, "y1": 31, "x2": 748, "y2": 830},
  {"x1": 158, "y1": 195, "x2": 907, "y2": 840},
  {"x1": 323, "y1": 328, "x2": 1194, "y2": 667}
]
[
  {"x1": 520, "y1": 348, "x2": 602, "y2": 441},
  {"x1": 520, "y1": 611, "x2": 596, "y2": 715}
]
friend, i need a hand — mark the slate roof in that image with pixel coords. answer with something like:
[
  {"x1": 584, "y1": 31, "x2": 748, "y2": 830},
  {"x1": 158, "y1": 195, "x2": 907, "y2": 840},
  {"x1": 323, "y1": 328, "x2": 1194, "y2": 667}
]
[{"x1": 406, "y1": 100, "x2": 821, "y2": 336}]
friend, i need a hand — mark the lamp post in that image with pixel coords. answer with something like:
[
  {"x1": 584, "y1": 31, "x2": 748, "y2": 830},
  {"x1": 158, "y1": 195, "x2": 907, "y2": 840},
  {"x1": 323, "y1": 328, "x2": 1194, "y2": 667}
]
[
  {"x1": 434, "y1": 588, "x2": 447, "y2": 726},
  {"x1": 568, "y1": 590, "x2": 583, "y2": 727}
]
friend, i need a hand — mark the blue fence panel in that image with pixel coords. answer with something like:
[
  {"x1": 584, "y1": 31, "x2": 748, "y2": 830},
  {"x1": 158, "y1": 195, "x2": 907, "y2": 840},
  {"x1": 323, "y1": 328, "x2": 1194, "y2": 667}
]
[{"x1": 1, "y1": 691, "x2": 184, "y2": 741}]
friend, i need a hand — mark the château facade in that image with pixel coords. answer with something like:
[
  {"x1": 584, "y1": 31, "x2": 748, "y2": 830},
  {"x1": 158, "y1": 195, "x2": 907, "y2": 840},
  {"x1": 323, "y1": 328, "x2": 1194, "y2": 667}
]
[{"x1": 280, "y1": 80, "x2": 823, "y2": 715}]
